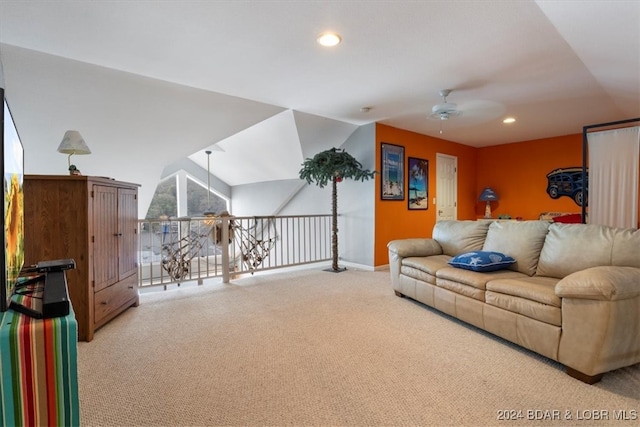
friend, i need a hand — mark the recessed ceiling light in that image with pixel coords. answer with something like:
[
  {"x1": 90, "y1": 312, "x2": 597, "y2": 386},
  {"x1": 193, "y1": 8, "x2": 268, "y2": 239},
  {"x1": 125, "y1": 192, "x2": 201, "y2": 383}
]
[
  {"x1": 503, "y1": 117, "x2": 516, "y2": 124},
  {"x1": 317, "y1": 32, "x2": 342, "y2": 47}
]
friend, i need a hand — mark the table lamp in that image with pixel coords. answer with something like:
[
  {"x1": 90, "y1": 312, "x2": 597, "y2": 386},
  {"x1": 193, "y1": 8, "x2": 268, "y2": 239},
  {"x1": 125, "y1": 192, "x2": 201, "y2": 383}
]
[
  {"x1": 479, "y1": 187, "x2": 499, "y2": 219},
  {"x1": 57, "y1": 130, "x2": 91, "y2": 174}
]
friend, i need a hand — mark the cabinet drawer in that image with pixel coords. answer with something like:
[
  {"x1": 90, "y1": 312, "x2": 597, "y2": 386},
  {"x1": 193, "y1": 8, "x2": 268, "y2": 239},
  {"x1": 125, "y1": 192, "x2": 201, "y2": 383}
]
[{"x1": 94, "y1": 274, "x2": 138, "y2": 325}]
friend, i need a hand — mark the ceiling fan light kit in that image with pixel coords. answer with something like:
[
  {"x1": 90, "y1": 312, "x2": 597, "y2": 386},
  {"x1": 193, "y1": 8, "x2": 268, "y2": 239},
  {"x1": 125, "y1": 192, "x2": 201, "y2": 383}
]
[
  {"x1": 430, "y1": 89, "x2": 462, "y2": 121},
  {"x1": 430, "y1": 89, "x2": 463, "y2": 134}
]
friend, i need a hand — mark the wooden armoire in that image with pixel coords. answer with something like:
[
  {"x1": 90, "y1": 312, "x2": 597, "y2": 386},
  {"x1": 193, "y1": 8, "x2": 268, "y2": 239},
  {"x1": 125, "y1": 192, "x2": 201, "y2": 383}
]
[{"x1": 23, "y1": 175, "x2": 140, "y2": 341}]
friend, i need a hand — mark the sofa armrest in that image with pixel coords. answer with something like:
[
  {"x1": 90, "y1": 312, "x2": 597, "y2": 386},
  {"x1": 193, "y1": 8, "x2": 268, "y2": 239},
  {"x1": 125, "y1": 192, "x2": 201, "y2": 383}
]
[
  {"x1": 555, "y1": 266, "x2": 640, "y2": 301},
  {"x1": 387, "y1": 238, "x2": 443, "y2": 258},
  {"x1": 387, "y1": 239, "x2": 442, "y2": 291}
]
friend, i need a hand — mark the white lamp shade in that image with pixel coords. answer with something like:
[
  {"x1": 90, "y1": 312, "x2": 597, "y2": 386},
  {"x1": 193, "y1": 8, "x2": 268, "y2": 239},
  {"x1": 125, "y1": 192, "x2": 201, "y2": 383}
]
[{"x1": 57, "y1": 130, "x2": 91, "y2": 155}]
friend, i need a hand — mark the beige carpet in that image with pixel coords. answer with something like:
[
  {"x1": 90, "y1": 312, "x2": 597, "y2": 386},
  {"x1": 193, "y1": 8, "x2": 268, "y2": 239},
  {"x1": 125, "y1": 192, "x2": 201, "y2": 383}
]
[{"x1": 78, "y1": 268, "x2": 640, "y2": 426}]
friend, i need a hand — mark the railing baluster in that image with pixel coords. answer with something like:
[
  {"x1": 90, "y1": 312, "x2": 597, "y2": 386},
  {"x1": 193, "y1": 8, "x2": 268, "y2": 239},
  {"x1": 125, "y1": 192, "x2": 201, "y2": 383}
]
[{"x1": 137, "y1": 214, "x2": 332, "y2": 289}]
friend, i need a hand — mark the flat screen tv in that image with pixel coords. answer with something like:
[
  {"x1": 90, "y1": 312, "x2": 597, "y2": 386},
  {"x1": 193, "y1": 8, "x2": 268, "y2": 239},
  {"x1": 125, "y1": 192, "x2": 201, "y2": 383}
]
[{"x1": 1, "y1": 87, "x2": 25, "y2": 311}]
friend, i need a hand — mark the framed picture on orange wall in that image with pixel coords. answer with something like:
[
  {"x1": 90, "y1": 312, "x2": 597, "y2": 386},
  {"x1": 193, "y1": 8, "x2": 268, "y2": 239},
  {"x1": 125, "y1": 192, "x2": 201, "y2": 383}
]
[
  {"x1": 408, "y1": 157, "x2": 428, "y2": 210},
  {"x1": 381, "y1": 143, "x2": 404, "y2": 200}
]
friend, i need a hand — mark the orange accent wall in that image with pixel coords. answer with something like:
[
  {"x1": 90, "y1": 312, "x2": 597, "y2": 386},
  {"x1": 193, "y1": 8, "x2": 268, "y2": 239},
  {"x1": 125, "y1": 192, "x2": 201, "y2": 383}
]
[
  {"x1": 476, "y1": 134, "x2": 584, "y2": 220},
  {"x1": 374, "y1": 123, "x2": 477, "y2": 266},
  {"x1": 374, "y1": 126, "x2": 640, "y2": 267}
]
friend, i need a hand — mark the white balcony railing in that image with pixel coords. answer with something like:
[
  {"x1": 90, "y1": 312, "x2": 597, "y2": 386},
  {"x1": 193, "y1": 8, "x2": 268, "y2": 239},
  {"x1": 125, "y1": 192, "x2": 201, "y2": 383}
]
[{"x1": 138, "y1": 214, "x2": 332, "y2": 289}]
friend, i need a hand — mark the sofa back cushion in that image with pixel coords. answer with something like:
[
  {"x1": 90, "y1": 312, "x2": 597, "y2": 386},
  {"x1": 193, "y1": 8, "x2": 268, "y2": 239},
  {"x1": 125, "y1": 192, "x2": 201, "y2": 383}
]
[
  {"x1": 432, "y1": 220, "x2": 489, "y2": 256},
  {"x1": 611, "y1": 227, "x2": 640, "y2": 267},
  {"x1": 482, "y1": 221, "x2": 550, "y2": 276},
  {"x1": 536, "y1": 223, "x2": 616, "y2": 278}
]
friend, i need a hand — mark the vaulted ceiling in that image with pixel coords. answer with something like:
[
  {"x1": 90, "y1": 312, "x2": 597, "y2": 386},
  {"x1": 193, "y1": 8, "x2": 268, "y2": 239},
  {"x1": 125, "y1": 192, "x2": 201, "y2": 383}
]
[{"x1": 0, "y1": 1, "x2": 638, "y2": 212}]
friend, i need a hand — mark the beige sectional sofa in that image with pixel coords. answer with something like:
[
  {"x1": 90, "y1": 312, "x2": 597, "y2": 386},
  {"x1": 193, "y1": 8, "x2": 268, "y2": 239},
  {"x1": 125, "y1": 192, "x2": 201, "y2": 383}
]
[{"x1": 387, "y1": 220, "x2": 640, "y2": 383}]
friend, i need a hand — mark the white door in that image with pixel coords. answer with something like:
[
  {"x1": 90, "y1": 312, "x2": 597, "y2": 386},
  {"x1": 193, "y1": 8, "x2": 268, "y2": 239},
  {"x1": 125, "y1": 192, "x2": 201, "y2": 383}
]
[{"x1": 436, "y1": 153, "x2": 457, "y2": 221}]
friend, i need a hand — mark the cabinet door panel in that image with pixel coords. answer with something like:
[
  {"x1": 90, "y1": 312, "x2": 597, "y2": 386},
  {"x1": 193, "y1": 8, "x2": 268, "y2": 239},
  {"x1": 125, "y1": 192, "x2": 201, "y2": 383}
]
[
  {"x1": 93, "y1": 185, "x2": 118, "y2": 292},
  {"x1": 118, "y1": 188, "x2": 138, "y2": 280}
]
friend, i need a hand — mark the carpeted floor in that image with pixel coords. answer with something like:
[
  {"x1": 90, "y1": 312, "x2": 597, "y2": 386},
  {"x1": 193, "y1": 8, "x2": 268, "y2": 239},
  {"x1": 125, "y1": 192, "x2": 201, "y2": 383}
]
[{"x1": 78, "y1": 268, "x2": 640, "y2": 426}]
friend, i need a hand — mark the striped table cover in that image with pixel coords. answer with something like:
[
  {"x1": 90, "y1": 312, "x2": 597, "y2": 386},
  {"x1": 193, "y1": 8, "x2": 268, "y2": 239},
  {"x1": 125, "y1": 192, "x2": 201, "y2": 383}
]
[{"x1": 0, "y1": 296, "x2": 79, "y2": 427}]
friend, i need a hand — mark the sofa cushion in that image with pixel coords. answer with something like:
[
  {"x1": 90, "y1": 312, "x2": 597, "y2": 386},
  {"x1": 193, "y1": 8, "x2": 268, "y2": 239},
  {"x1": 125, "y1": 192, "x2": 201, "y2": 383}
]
[
  {"x1": 436, "y1": 266, "x2": 526, "y2": 290},
  {"x1": 401, "y1": 255, "x2": 452, "y2": 285},
  {"x1": 403, "y1": 255, "x2": 451, "y2": 276},
  {"x1": 485, "y1": 276, "x2": 562, "y2": 327},
  {"x1": 436, "y1": 278, "x2": 486, "y2": 301},
  {"x1": 432, "y1": 220, "x2": 489, "y2": 256},
  {"x1": 611, "y1": 228, "x2": 640, "y2": 268},
  {"x1": 486, "y1": 276, "x2": 561, "y2": 308},
  {"x1": 449, "y1": 251, "x2": 516, "y2": 272},
  {"x1": 482, "y1": 221, "x2": 550, "y2": 276},
  {"x1": 436, "y1": 267, "x2": 525, "y2": 301},
  {"x1": 535, "y1": 223, "x2": 616, "y2": 279},
  {"x1": 485, "y1": 291, "x2": 562, "y2": 326}
]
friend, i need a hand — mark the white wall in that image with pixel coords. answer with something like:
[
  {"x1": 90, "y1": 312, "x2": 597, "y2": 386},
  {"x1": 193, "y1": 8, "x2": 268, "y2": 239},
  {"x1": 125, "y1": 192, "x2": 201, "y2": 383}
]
[
  {"x1": 231, "y1": 179, "x2": 306, "y2": 217},
  {"x1": 0, "y1": 45, "x2": 283, "y2": 217},
  {"x1": 278, "y1": 123, "x2": 376, "y2": 267},
  {"x1": 1, "y1": 46, "x2": 377, "y2": 265},
  {"x1": 229, "y1": 123, "x2": 375, "y2": 267},
  {"x1": 338, "y1": 124, "x2": 376, "y2": 267}
]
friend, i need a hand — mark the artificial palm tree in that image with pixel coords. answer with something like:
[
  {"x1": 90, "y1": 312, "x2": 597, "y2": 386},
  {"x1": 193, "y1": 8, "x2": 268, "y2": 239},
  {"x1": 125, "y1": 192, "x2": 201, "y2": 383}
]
[{"x1": 299, "y1": 147, "x2": 376, "y2": 271}]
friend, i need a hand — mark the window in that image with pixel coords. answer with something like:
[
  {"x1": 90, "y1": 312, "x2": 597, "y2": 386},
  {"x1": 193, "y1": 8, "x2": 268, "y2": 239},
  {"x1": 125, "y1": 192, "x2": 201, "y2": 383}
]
[
  {"x1": 145, "y1": 173, "x2": 229, "y2": 219},
  {"x1": 145, "y1": 177, "x2": 177, "y2": 219},
  {"x1": 186, "y1": 176, "x2": 228, "y2": 216}
]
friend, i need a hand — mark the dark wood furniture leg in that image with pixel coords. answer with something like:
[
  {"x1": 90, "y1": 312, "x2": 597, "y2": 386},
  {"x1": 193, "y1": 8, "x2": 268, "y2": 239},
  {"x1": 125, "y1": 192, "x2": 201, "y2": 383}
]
[{"x1": 566, "y1": 367, "x2": 604, "y2": 384}]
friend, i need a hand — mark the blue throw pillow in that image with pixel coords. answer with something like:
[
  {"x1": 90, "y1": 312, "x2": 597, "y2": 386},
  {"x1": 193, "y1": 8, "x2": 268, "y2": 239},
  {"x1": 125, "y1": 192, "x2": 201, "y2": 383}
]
[{"x1": 448, "y1": 251, "x2": 516, "y2": 272}]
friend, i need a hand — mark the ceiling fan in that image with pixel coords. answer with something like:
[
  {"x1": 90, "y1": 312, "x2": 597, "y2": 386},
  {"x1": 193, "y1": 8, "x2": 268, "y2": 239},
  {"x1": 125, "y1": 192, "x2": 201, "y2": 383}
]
[
  {"x1": 430, "y1": 89, "x2": 461, "y2": 121},
  {"x1": 426, "y1": 89, "x2": 506, "y2": 134}
]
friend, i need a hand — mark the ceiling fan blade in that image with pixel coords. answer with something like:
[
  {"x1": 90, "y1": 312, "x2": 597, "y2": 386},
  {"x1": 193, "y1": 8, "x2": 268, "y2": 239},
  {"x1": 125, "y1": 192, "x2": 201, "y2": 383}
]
[{"x1": 457, "y1": 100, "x2": 505, "y2": 122}]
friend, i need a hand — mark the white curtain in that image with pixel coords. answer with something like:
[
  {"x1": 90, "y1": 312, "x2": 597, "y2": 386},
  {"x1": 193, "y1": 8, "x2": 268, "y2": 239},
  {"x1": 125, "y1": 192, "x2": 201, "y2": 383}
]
[{"x1": 587, "y1": 126, "x2": 640, "y2": 228}]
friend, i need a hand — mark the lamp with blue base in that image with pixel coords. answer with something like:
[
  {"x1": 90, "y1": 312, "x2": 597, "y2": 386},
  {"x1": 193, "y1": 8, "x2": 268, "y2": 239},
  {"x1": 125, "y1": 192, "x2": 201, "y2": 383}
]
[{"x1": 479, "y1": 187, "x2": 499, "y2": 219}]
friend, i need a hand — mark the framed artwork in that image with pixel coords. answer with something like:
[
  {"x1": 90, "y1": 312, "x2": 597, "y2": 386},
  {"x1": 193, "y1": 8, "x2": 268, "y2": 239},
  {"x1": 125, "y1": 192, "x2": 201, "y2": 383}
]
[
  {"x1": 381, "y1": 143, "x2": 404, "y2": 200},
  {"x1": 408, "y1": 157, "x2": 429, "y2": 210}
]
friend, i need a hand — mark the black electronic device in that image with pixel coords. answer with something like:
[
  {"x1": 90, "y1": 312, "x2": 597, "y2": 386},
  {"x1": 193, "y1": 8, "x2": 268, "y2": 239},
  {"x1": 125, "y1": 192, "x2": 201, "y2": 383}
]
[
  {"x1": 36, "y1": 258, "x2": 76, "y2": 273},
  {"x1": 9, "y1": 272, "x2": 71, "y2": 319},
  {"x1": 9, "y1": 259, "x2": 75, "y2": 319},
  {"x1": 42, "y1": 271, "x2": 71, "y2": 318}
]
